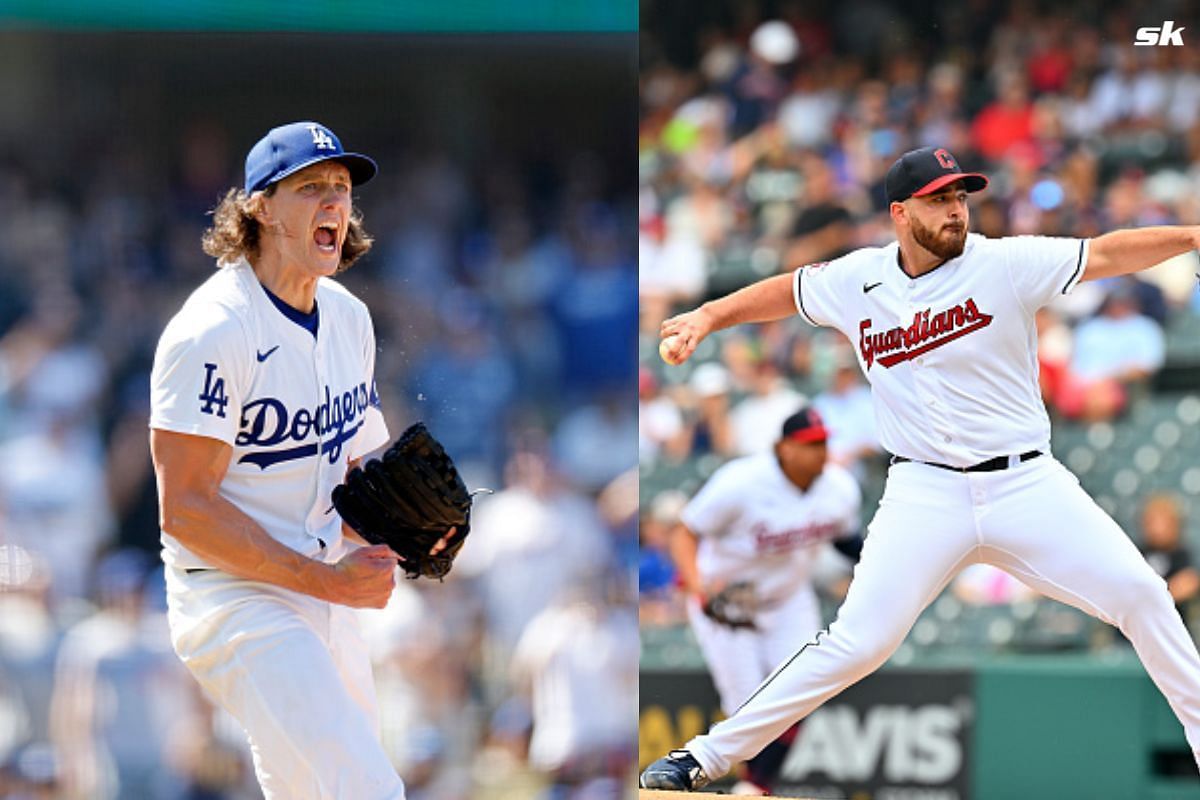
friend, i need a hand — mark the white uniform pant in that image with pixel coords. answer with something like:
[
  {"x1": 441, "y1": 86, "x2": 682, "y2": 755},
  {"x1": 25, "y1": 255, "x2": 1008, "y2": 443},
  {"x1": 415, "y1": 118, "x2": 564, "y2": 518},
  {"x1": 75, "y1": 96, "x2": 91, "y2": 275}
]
[
  {"x1": 687, "y1": 456, "x2": 1200, "y2": 778},
  {"x1": 165, "y1": 565, "x2": 405, "y2": 800},
  {"x1": 688, "y1": 587, "x2": 822, "y2": 716}
]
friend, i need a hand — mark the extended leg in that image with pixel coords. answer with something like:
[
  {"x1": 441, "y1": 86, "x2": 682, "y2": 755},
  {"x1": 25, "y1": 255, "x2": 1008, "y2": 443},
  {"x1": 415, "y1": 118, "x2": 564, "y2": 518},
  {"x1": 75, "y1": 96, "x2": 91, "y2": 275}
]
[{"x1": 677, "y1": 464, "x2": 980, "y2": 782}]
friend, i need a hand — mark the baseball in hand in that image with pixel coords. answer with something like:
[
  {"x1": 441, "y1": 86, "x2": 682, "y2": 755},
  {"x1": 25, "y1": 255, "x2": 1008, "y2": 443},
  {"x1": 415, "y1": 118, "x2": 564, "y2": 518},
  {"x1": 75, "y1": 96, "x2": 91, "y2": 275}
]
[{"x1": 659, "y1": 335, "x2": 685, "y2": 365}]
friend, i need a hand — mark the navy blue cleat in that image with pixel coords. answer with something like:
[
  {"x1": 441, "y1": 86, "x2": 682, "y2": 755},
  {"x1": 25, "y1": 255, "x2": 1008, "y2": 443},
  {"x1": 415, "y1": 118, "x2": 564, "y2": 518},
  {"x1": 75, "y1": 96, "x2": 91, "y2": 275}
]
[{"x1": 639, "y1": 749, "x2": 711, "y2": 791}]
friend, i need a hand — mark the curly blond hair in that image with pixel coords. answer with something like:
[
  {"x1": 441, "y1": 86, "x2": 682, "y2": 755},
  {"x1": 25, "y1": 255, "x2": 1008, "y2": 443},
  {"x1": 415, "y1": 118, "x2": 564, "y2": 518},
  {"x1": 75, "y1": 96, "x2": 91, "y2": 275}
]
[{"x1": 201, "y1": 185, "x2": 374, "y2": 272}]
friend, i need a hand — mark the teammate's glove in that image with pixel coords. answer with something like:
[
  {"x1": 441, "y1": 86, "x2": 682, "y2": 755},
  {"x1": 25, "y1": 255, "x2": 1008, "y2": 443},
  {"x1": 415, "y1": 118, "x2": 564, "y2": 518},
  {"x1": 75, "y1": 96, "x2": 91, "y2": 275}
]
[
  {"x1": 332, "y1": 422, "x2": 480, "y2": 580},
  {"x1": 702, "y1": 581, "x2": 759, "y2": 630}
]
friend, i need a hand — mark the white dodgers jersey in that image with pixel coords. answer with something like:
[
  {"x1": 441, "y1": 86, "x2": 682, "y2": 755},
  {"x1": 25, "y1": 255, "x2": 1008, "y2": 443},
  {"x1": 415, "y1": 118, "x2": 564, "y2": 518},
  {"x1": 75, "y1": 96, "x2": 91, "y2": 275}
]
[
  {"x1": 681, "y1": 454, "x2": 861, "y2": 602},
  {"x1": 150, "y1": 259, "x2": 389, "y2": 568},
  {"x1": 794, "y1": 233, "x2": 1087, "y2": 466}
]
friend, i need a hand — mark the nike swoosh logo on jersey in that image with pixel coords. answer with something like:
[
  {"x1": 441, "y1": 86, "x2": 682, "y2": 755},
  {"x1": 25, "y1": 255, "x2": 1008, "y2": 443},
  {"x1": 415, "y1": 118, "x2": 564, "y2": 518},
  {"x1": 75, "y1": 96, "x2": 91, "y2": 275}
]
[
  {"x1": 256, "y1": 345, "x2": 280, "y2": 362},
  {"x1": 863, "y1": 281, "x2": 883, "y2": 293}
]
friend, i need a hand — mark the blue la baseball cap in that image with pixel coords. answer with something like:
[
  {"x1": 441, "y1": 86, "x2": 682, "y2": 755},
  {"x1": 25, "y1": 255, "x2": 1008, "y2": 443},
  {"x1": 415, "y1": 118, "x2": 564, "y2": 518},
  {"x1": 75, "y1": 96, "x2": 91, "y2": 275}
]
[{"x1": 244, "y1": 121, "x2": 378, "y2": 193}]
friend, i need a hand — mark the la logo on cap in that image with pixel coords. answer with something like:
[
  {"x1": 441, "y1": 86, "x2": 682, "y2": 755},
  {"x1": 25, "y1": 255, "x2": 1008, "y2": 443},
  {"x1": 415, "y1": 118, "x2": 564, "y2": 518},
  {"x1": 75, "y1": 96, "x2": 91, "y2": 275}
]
[{"x1": 308, "y1": 125, "x2": 335, "y2": 151}]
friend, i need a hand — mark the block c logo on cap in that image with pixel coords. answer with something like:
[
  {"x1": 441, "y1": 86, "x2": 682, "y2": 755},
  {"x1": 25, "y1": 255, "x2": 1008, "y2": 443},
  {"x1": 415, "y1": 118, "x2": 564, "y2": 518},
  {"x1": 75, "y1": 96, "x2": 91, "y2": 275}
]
[
  {"x1": 934, "y1": 149, "x2": 957, "y2": 169},
  {"x1": 307, "y1": 125, "x2": 335, "y2": 151}
]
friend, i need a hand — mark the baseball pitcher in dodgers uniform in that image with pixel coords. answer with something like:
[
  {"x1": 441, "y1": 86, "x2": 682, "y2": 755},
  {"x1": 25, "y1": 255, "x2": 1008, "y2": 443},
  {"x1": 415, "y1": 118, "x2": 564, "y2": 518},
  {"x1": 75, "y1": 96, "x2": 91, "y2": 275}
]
[
  {"x1": 150, "y1": 122, "x2": 445, "y2": 799},
  {"x1": 643, "y1": 146, "x2": 1200, "y2": 790},
  {"x1": 672, "y1": 406, "x2": 862, "y2": 794}
]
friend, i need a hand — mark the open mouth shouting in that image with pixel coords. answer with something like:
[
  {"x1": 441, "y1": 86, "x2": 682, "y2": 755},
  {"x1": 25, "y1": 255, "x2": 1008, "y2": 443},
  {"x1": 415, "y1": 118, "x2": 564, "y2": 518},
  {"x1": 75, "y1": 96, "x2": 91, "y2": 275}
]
[{"x1": 314, "y1": 221, "x2": 340, "y2": 255}]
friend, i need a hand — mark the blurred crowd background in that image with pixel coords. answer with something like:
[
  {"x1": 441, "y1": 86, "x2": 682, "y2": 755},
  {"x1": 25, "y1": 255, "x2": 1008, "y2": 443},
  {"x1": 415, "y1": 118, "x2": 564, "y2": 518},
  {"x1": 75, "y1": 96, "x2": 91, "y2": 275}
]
[
  {"x1": 639, "y1": 0, "x2": 1200, "y2": 660},
  {"x1": 0, "y1": 30, "x2": 637, "y2": 800}
]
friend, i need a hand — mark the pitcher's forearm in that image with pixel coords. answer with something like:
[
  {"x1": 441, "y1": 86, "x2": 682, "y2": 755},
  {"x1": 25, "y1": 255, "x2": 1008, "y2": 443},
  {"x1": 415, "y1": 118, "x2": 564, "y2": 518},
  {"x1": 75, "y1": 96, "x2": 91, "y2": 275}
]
[
  {"x1": 1085, "y1": 226, "x2": 1200, "y2": 281},
  {"x1": 163, "y1": 493, "x2": 333, "y2": 598},
  {"x1": 701, "y1": 273, "x2": 798, "y2": 331}
]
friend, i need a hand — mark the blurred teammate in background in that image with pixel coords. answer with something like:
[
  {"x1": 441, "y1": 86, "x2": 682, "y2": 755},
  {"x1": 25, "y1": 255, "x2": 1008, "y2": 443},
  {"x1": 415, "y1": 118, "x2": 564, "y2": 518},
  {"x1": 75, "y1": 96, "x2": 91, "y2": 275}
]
[{"x1": 671, "y1": 406, "x2": 861, "y2": 794}]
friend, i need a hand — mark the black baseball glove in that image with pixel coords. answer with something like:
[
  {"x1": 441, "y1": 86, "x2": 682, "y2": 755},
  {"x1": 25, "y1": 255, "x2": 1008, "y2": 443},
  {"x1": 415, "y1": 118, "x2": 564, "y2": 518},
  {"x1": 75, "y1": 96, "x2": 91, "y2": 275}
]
[
  {"x1": 332, "y1": 422, "x2": 478, "y2": 580},
  {"x1": 702, "y1": 581, "x2": 759, "y2": 630}
]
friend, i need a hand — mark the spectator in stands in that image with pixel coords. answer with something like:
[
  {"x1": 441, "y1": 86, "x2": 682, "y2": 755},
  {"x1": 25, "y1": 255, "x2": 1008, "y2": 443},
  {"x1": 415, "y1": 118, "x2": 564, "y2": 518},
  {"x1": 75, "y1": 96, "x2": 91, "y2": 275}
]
[
  {"x1": 915, "y1": 62, "x2": 969, "y2": 151},
  {"x1": 718, "y1": 333, "x2": 762, "y2": 394},
  {"x1": 363, "y1": 581, "x2": 475, "y2": 800},
  {"x1": 407, "y1": 299, "x2": 516, "y2": 481},
  {"x1": 1089, "y1": 46, "x2": 1141, "y2": 132},
  {"x1": 0, "y1": 409, "x2": 114, "y2": 602},
  {"x1": 811, "y1": 353, "x2": 880, "y2": 476},
  {"x1": 777, "y1": 60, "x2": 840, "y2": 151},
  {"x1": 639, "y1": 492, "x2": 686, "y2": 627},
  {"x1": 729, "y1": 357, "x2": 806, "y2": 455},
  {"x1": 0, "y1": 548, "x2": 58, "y2": 778},
  {"x1": 1139, "y1": 493, "x2": 1200, "y2": 630},
  {"x1": 456, "y1": 448, "x2": 612, "y2": 657},
  {"x1": 640, "y1": 178, "x2": 708, "y2": 334},
  {"x1": 783, "y1": 153, "x2": 855, "y2": 268},
  {"x1": 1057, "y1": 283, "x2": 1165, "y2": 421},
  {"x1": 640, "y1": 368, "x2": 688, "y2": 465},
  {"x1": 686, "y1": 363, "x2": 737, "y2": 459},
  {"x1": 511, "y1": 569, "x2": 638, "y2": 800},
  {"x1": 723, "y1": 21, "x2": 800, "y2": 137},
  {"x1": 971, "y1": 70, "x2": 1036, "y2": 162},
  {"x1": 555, "y1": 393, "x2": 639, "y2": 493},
  {"x1": 51, "y1": 550, "x2": 197, "y2": 800},
  {"x1": 1035, "y1": 307, "x2": 1072, "y2": 413},
  {"x1": 735, "y1": 122, "x2": 806, "y2": 249}
]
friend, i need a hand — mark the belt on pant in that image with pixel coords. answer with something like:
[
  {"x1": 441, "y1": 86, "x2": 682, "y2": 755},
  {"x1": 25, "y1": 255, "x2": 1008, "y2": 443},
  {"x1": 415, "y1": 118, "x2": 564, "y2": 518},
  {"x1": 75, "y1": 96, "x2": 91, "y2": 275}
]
[{"x1": 890, "y1": 450, "x2": 1042, "y2": 473}]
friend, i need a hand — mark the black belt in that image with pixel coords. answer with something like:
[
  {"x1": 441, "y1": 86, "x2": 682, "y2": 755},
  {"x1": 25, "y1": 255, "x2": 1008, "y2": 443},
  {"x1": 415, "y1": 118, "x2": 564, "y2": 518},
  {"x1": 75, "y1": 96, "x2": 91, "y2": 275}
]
[{"x1": 891, "y1": 450, "x2": 1042, "y2": 473}]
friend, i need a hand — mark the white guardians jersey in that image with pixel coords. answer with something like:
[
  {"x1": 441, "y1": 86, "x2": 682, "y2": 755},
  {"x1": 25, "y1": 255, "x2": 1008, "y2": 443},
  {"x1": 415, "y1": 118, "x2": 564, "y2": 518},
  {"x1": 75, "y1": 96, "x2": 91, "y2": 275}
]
[{"x1": 795, "y1": 233, "x2": 1087, "y2": 466}]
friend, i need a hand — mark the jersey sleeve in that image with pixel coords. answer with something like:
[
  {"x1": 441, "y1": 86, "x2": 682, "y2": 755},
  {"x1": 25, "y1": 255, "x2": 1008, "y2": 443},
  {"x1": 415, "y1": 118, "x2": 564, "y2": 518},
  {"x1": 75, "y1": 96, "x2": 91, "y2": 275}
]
[
  {"x1": 793, "y1": 258, "x2": 846, "y2": 330},
  {"x1": 679, "y1": 464, "x2": 742, "y2": 538},
  {"x1": 149, "y1": 305, "x2": 250, "y2": 446},
  {"x1": 349, "y1": 311, "x2": 389, "y2": 460},
  {"x1": 1001, "y1": 235, "x2": 1089, "y2": 312}
]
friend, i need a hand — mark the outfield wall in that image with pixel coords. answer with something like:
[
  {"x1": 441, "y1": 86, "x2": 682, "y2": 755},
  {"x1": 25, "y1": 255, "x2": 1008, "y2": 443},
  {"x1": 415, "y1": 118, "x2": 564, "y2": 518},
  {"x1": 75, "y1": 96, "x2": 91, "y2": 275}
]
[{"x1": 641, "y1": 652, "x2": 1198, "y2": 799}]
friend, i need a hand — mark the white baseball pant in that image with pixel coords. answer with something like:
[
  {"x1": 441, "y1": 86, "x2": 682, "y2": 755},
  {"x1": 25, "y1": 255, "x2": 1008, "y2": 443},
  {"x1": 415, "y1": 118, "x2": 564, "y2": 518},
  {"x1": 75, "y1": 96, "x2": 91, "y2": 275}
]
[
  {"x1": 686, "y1": 455, "x2": 1200, "y2": 778},
  {"x1": 165, "y1": 562, "x2": 405, "y2": 800}
]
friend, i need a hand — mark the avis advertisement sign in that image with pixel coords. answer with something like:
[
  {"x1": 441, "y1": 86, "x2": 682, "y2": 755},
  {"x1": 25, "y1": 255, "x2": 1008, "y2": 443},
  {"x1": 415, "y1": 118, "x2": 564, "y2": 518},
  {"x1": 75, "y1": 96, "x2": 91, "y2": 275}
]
[
  {"x1": 640, "y1": 668, "x2": 973, "y2": 800},
  {"x1": 776, "y1": 670, "x2": 973, "y2": 800}
]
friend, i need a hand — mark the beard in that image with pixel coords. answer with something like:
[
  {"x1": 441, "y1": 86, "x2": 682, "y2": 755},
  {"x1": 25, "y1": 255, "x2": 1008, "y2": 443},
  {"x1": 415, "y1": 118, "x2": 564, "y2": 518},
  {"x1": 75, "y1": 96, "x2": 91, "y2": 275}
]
[{"x1": 911, "y1": 215, "x2": 967, "y2": 261}]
